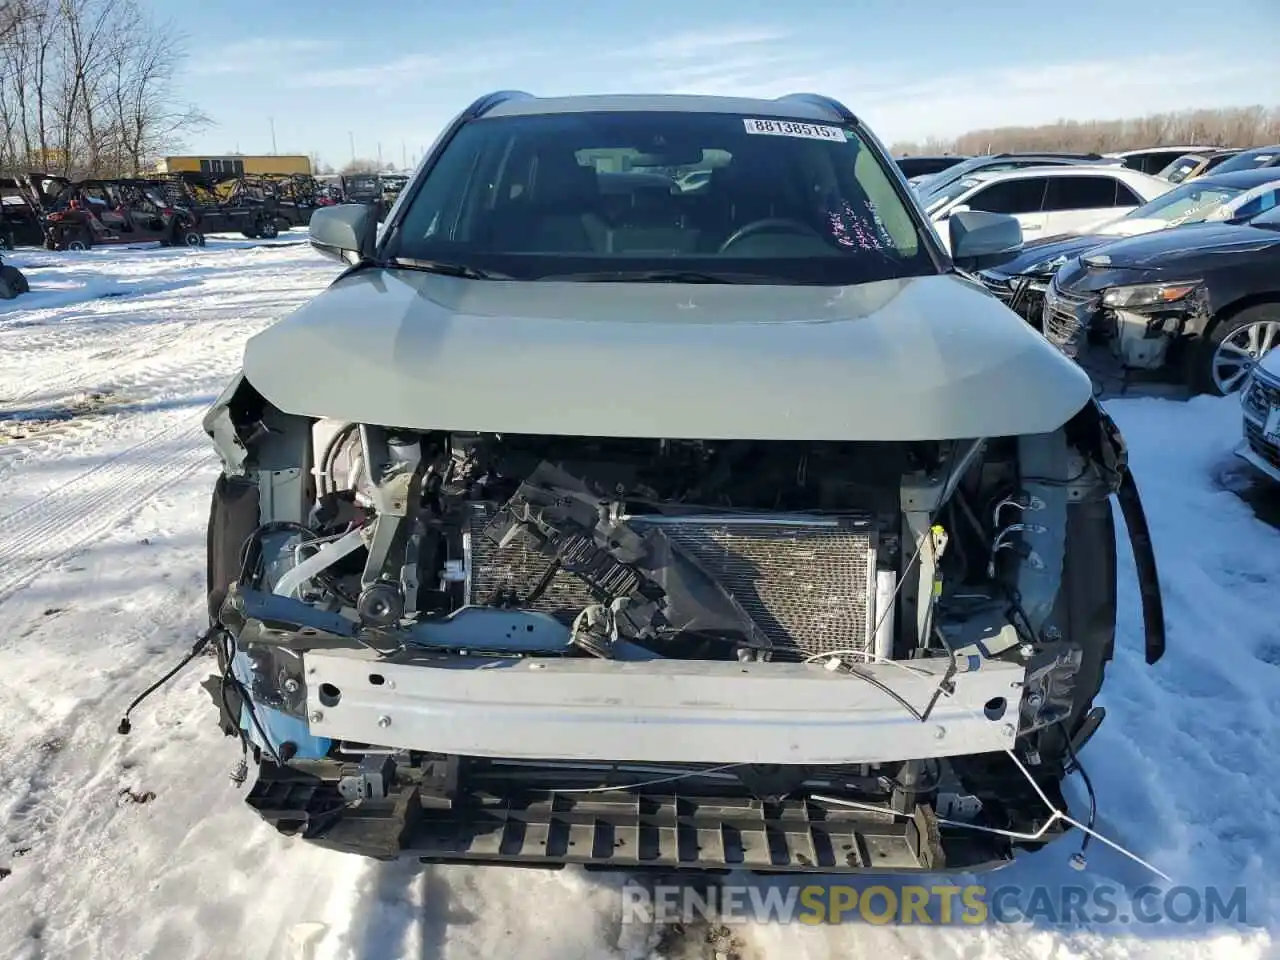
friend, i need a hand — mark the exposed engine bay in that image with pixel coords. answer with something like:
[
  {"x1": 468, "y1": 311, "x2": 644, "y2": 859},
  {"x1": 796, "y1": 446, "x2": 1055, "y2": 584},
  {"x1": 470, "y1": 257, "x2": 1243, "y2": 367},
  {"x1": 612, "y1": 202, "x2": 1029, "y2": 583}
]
[
  {"x1": 265, "y1": 425, "x2": 917, "y2": 663},
  {"x1": 195, "y1": 379, "x2": 1165, "y2": 874}
]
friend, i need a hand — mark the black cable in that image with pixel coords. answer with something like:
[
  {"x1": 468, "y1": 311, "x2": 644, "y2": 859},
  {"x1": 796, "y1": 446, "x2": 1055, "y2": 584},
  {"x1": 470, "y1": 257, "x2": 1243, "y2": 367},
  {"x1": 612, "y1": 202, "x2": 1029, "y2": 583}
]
[
  {"x1": 1061, "y1": 721, "x2": 1097, "y2": 853},
  {"x1": 998, "y1": 583, "x2": 1039, "y2": 646},
  {"x1": 317, "y1": 422, "x2": 358, "y2": 498},
  {"x1": 1020, "y1": 465, "x2": 1092, "y2": 486},
  {"x1": 945, "y1": 501, "x2": 970, "y2": 583},
  {"x1": 837, "y1": 662, "x2": 926, "y2": 722},
  {"x1": 117, "y1": 628, "x2": 216, "y2": 735},
  {"x1": 237, "y1": 521, "x2": 321, "y2": 585},
  {"x1": 221, "y1": 641, "x2": 284, "y2": 766}
]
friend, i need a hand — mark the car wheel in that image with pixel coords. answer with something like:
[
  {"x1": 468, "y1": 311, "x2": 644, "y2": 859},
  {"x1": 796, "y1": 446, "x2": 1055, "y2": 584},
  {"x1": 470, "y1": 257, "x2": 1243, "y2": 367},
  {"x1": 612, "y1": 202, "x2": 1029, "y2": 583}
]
[
  {"x1": 183, "y1": 228, "x2": 203, "y2": 247},
  {"x1": 0, "y1": 275, "x2": 15, "y2": 300},
  {"x1": 259, "y1": 218, "x2": 279, "y2": 239},
  {"x1": 1196, "y1": 303, "x2": 1280, "y2": 395},
  {"x1": 66, "y1": 231, "x2": 92, "y2": 251},
  {"x1": 0, "y1": 264, "x2": 28, "y2": 294}
]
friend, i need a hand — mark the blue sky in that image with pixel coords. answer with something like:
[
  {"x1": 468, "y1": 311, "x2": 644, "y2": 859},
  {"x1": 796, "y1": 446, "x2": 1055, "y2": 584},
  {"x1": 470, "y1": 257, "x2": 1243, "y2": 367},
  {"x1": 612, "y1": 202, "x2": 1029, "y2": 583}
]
[{"x1": 160, "y1": 0, "x2": 1280, "y2": 168}]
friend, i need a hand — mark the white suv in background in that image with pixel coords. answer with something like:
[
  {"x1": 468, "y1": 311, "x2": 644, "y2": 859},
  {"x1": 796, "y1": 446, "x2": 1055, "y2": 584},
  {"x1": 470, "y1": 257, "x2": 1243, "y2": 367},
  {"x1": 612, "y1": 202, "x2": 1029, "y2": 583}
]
[
  {"x1": 1238, "y1": 347, "x2": 1280, "y2": 484},
  {"x1": 926, "y1": 165, "x2": 1173, "y2": 251}
]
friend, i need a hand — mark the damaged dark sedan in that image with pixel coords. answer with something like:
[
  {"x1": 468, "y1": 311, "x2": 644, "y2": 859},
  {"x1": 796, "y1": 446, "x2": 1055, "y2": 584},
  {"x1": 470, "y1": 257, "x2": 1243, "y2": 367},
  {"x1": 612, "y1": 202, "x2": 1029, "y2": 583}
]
[
  {"x1": 1044, "y1": 204, "x2": 1280, "y2": 395},
  {"x1": 194, "y1": 91, "x2": 1166, "y2": 875},
  {"x1": 979, "y1": 168, "x2": 1280, "y2": 325}
]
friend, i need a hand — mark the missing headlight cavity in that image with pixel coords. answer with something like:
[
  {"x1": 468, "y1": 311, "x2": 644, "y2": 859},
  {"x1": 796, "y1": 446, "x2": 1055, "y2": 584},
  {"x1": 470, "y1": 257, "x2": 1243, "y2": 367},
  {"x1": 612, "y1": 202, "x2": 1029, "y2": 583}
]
[{"x1": 317, "y1": 683, "x2": 341, "y2": 707}]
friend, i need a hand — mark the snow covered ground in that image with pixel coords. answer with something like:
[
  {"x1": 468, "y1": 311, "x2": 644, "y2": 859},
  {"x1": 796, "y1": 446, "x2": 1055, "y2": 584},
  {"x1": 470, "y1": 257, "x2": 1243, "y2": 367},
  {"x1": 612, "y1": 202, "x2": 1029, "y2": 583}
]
[{"x1": 0, "y1": 239, "x2": 1277, "y2": 960}]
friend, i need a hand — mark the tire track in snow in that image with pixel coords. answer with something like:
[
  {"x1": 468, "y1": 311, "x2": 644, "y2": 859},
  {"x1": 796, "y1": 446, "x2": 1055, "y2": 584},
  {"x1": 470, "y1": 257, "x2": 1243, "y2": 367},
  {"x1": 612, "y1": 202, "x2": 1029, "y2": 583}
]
[
  {"x1": 0, "y1": 275, "x2": 289, "y2": 408},
  {"x1": 0, "y1": 419, "x2": 212, "y2": 603},
  {"x1": 0, "y1": 250, "x2": 333, "y2": 409},
  {"x1": 0, "y1": 318, "x2": 197, "y2": 409},
  {"x1": 0, "y1": 321, "x2": 236, "y2": 484},
  {"x1": 0, "y1": 262, "x2": 334, "y2": 485}
]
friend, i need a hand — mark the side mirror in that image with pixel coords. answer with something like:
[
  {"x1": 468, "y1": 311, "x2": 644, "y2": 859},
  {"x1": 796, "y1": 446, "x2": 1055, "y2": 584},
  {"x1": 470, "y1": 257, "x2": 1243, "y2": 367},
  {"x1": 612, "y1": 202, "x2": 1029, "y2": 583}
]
[
  {"x1": 949, "y1": 210, "x2": 1023, "y2": 269},
  {"x1": 309, "y1": 203, "x2": 374, "y2": 264}
]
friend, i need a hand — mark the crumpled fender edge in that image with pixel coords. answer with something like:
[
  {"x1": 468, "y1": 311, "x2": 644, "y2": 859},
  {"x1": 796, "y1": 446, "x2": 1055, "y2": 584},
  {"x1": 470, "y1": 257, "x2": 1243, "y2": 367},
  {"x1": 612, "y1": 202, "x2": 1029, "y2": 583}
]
[{"x1": 1070, "y1": 399, "x2": 1166, "y2": 665}]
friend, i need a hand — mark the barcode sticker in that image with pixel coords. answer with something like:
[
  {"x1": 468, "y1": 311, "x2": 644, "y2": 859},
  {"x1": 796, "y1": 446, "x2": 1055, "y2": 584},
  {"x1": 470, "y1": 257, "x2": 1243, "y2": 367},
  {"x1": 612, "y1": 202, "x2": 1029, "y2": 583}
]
[{"x1": 742, "y1": 118, "x2": 846, "y2": 142}]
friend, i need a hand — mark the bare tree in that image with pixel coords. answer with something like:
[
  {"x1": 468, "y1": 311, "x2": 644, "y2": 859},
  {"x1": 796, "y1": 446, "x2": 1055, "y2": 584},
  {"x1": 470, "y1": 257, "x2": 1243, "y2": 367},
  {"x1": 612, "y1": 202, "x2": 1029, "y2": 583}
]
[
  {"x1": 891, "y1": 105, "x2": 1280, "y2": 157},
  {"x1": 102, "y1": 5, "x2": 208, "y2": 174},
  {"x1": 309, "y1": 151, "x2": 333, "y2": 174},
  {"x1": 0, "y1": 0, "x2": 208, "y2": 177},
  {"x1": 340, "y1": 158, "x2": 381, "y2": 175}
]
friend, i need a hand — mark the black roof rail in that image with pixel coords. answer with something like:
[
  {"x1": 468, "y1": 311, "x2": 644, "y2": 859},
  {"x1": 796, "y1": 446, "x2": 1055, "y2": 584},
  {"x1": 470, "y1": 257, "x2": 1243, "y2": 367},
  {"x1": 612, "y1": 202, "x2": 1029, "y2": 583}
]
[
  {"x1": 775, "y1": 93, "x2": 858, "y2": 125},
  {"x1": 466, "y1": 90, "x2": 536, "y2": 119}
]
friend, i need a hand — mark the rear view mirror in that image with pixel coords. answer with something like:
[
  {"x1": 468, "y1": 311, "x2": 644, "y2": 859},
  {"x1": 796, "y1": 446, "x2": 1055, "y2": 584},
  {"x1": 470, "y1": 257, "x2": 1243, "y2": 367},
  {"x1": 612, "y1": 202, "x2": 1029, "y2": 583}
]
[
  {"x1": 949, "y1": 210, "x2": 1023, "y2": 269},
  {"x1": 309, "y1": 204, "x2": 374, "y2": 264}
]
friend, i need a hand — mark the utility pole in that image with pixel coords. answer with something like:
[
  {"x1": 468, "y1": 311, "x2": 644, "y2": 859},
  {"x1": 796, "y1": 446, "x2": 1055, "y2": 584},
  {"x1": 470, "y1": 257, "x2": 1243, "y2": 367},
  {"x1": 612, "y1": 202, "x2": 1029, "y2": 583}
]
[
  {"x1": 269, "y1": 117, "x2": 277, "y2": 154},
  {"x1": 349, "y1": 131, "x2": 355, "y2": 163},
  {"x1": 377, "y1": 141, "x2": 383, "y2": 170},
  {"x1": 401, "y1": 140, "x2": 407, "y2": 170}
]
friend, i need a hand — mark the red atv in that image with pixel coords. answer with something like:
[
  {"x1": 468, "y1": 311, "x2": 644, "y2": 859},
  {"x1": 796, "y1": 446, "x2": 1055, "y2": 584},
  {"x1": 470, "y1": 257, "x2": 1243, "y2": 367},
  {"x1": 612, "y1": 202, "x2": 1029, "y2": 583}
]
[{"x1": 36, "y1": 177, "x2": 205, "y2": 251}]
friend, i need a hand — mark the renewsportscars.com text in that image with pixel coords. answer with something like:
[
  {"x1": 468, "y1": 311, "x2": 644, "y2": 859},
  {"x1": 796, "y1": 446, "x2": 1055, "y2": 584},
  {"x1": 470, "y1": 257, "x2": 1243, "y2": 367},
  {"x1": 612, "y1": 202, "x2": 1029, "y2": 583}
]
[{"x1": 621, "y1": 882, "x2": 1248, "y2": 927}]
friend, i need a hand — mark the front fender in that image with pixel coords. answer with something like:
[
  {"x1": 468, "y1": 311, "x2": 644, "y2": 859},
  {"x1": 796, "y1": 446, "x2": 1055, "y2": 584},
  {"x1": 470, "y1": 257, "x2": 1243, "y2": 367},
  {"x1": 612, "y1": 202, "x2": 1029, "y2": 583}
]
[{"x1": 202, "y1": 373, "x2": 259, "y2": 475}]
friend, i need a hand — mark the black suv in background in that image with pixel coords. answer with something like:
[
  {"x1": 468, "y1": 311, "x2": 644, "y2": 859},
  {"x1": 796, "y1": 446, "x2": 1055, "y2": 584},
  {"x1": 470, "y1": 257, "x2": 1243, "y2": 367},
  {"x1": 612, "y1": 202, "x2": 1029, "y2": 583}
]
[{"x1": 895, "y1": 154, "x2": 969, "y2": 179}]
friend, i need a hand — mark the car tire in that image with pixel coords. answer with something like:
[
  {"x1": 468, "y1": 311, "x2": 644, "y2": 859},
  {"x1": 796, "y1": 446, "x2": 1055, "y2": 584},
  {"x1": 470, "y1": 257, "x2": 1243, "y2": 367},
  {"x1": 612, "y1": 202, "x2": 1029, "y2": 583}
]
[
  {"x1": 182, "y1": 227, "x2": 203, "y2": 247},
  {"x1": 1193, "y1": 302, "x2": 1280, "y2": 396},
  {"x1": 259, "y1": 218, "x2": 279, "y2": 239},
  {"x1": 66, "y1": 231, "x2": 92, "y2": 251},
  {"x1": 0, "y1": 275, "x2": 15, "y2": 300}
]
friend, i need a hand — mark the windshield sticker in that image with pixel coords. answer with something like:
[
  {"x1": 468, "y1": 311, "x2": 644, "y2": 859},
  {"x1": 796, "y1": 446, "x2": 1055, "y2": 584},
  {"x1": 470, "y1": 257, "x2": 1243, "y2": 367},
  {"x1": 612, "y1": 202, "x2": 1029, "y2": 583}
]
[
  {"x1": 742, "y1": 119, "x2": 847, "y2": 142},
  {"x1": 823, "y1": 195, "x2": 893, "y2": 251}
]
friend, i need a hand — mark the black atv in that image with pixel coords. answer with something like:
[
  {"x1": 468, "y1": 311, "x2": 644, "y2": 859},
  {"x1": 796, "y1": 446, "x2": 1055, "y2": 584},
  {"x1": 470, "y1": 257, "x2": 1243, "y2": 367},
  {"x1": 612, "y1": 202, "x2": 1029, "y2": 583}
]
[
  {"x1": 0, "y1": 178, "x2": 46, "y2": 249},
  {"x1": 0, "y1": 254, "x2": 30, "y2": 299},
  {"x1": 169, "y1": 173, "x2": 277, "y2": 239}
]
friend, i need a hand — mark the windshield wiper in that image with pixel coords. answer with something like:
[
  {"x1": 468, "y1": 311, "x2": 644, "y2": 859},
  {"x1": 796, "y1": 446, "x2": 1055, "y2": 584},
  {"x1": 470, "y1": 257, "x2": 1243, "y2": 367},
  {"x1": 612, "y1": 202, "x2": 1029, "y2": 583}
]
[
  {"x1": 386, "y1": 257, "x2": 509, "y2": 280},
  {"x1": 536, "y1": 269, "x2": 776, "y2": 284}
]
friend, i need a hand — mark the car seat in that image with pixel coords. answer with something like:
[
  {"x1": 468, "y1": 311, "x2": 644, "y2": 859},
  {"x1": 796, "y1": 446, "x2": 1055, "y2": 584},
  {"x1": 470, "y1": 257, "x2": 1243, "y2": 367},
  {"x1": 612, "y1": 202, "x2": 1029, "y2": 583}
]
[{"x1": 489, "y1": 148, "x2": 606, "y2": 253}]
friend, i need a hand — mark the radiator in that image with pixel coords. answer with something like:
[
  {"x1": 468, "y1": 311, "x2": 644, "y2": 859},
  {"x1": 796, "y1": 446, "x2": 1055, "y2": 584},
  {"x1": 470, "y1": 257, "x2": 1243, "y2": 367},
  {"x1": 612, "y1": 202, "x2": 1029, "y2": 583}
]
[{"x1": 465, "y1": 505, "x2": 878, "y2": 660}]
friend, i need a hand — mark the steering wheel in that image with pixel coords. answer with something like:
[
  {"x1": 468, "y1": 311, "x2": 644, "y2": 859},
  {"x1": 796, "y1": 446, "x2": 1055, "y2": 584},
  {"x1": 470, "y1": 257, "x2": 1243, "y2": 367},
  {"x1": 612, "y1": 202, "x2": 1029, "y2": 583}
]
[{"x1": 718, "y1": 217, "x2": 823, "y2": 253}]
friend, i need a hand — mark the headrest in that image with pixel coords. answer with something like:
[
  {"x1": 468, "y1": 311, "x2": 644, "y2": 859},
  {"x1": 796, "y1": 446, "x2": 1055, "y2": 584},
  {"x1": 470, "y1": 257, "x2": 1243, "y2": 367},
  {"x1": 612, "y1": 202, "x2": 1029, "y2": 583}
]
[{"x1": 532, "y1": 153, "x2": 599, "y2": 204}]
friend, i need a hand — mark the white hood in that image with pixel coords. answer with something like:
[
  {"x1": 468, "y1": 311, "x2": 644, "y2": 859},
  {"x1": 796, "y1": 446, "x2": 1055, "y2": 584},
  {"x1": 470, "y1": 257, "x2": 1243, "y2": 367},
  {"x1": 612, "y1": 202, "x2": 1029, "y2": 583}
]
[{"x1": 240, "y1": 268, "x2": 1093, "y2": 442}]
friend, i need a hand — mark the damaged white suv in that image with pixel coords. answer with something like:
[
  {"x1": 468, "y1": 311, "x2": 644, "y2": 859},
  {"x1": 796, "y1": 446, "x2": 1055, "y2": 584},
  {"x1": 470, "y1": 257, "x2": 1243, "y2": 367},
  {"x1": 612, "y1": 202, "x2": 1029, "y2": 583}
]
[{"x1": 200, "y1": 92, "x2": 1166, "y2": 873}]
